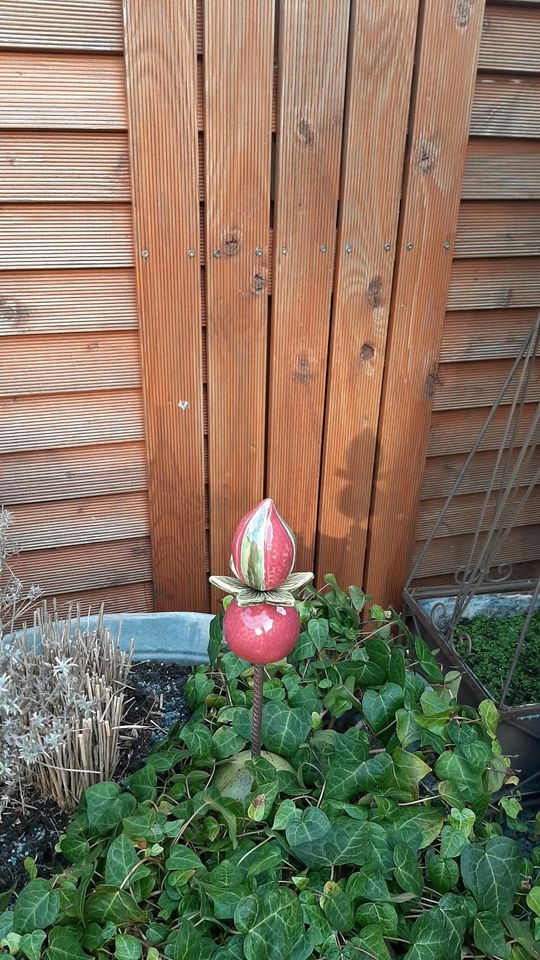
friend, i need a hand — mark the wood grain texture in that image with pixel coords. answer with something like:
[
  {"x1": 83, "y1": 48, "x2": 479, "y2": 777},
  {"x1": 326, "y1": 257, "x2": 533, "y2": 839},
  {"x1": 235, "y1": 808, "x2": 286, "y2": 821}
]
[
  {"x1": 0, "y1": 205, "x2": 132, "y2": 270},
  {"x1": 266, "y1": 0, "x2": 350, "y2": 571},
  {"x1": 9, "y1": 492, "x2": 149, "y2": 551},
  {"x1": 412, "y1": 523, "x2": 540, "y2": 578},
  {"x1": 204, "y1": 0, "x2": 274, "y2": 587},
  {"x1": 11, "y1": 538, "x2": 152, "y2": 596},
  {"x1": 471, "y1": 75, "x2": 540, "y2": 137},
  {"x1": 432, "y1": 358, "x2": 540, "y2": 409},
  {"x1": 317, "y1": 0, "x2": 419, "y2": 587},
  {"x1": 124, "y1": 0, "x2": 207, "y2": 611},
  {"x1": 416, "y1": 486, "x2": 540, "y2": 540},
  {"x1": 0, "y1": 269, "x2": 137, "y2": 336},
  {"x1": 422, "y1": 446, "x2": 540, "y2": 498},
  {"x1": 0, "y1": 389, "x2": 145, "y2": 452},
  {"x1": 0, "y1": 331, "x2": 141, "y2": 395},
  {"x1": 0, "y1": 132, "x2": 130, "y2": 202},
  {"x1": 428, "y1": 404, "x2": 539, "y2": 456},
  {"x1": 36, "y1": 582, "x2": 154, "y2": 618},
  {"x1": 0, "y1": 53, "x2": 126, "y2": 129},
  {"x1": 365, "y1": 0, "x2": 486, "y2": 607},
  {"x1": 455, "y1": 201, "x2": 540, "y2": 258},
  {"x1": 447, "y1": 257, "x2": 540, "y2": 309},
  {"x1": 1, "y1": 442, "x2": 148, "y2": 504},
  {"x1": 0, "y1": 1, "x2": 123, "y2": 51},
  {"x1": 440, "y1": 308, "x2": 540, "y2": 361},
  {"x1": 463, "y1": 139, "x2": 540, "y2": 200},
  {"x1": 479, "y1": 4, "x2": 540, "y2": 73}
]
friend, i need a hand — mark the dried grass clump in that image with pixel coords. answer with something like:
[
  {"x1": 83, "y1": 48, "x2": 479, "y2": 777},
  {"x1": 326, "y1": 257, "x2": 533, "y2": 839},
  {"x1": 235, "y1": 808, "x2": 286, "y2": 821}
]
[{"x1": 0, "y1": 604, "x2": 133, "y2": 814}]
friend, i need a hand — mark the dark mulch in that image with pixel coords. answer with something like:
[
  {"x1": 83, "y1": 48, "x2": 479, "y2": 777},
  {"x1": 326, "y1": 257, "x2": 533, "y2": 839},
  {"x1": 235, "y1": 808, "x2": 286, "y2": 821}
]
[{"x1": 0, "y1": 660, "x2": 191, "y2": 892}]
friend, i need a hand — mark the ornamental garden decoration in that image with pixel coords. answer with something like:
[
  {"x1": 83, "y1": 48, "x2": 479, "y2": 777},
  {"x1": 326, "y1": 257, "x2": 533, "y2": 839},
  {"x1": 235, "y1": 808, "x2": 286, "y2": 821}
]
[{"x1": 209, "y1": 498, "x2": 313, "y2": 755}]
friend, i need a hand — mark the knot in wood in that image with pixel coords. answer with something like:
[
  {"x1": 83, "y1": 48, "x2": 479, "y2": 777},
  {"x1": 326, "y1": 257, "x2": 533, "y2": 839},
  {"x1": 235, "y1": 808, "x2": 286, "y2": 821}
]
[
  {"x1": 223, "y1": 237, "x2": 240, "y2": 257},
  {"x1": 252, "y1": 273, "x2": 266, "y2": 294},
  {"x1": 367, "y1": 278, "x2": 383, "y2": 310},
  {"x1": 453, "y1": 0, "x2": 472, "y2": 28}
]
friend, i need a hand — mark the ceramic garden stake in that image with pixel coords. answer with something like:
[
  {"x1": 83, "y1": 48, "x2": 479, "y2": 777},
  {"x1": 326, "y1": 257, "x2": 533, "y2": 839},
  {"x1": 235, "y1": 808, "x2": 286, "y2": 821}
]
[{"x1": 210, "y1": 499, "x2": 313, "y2": 755}]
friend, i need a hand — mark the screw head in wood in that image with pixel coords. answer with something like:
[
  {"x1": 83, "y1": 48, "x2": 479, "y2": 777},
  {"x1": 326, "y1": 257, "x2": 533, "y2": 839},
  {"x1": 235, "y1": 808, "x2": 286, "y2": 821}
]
[
  {"x1": 384, "y1": 242, "x2": 391, "y2": 252},
  {"x1": 141, "y1": 249, "x2": 150, "y2": 259},
  {"x1": 443, "y1": 240, "x2": 450, "y2": 250},
  {"x1": 406, "y1": 242, "x2": 413, "y2": 251},
  {"x1": 345, "y1": 243, "x2": 353, "y2": 254},
  {"x1": 320, "y1": 244, "x2": 327, "y2": 253},
  {"x1": 255, "y1": 247, "x2": 263, "y2": 257},
  {"x1": 213, "y1": 249, "x2": 221, "y2": 258},
  {"x1": 178, "y1": 400, "x2": 190, "y2": 411},
  {"x1": 281, "y1": 247, "x2": 288, "y2": 256},
  {"x1": 187, "y1": 248, "x2": 196, "y2": 257}
]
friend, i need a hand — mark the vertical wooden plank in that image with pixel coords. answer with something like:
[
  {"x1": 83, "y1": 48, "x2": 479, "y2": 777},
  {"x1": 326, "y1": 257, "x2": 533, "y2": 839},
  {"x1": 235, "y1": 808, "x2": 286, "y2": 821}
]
[
  {"x1": 205, "y1": 0, "x2": 274, "y2": 583},
  {"x1": 365, "y1": 0, "x2": 486, "y2": 608},
  {"x1": 266, "y1": 0, "x2": 349, "y2": 571},
  {"x1": 316, "y1": 0, "x2": 419, "y2": 587},
  {"x1": 123, "y1": 0, "x2": 207, "y2": 610}
]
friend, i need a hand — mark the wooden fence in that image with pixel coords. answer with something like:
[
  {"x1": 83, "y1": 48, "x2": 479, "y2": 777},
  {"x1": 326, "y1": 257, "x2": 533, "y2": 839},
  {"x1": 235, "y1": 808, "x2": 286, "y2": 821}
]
[{"x1": 1, "y1": 0, "x2": 539, "y2": 614}]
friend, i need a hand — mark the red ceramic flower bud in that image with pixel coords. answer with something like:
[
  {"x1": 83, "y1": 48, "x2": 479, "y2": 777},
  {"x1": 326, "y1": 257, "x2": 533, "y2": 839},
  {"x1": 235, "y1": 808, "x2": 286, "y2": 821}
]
[
  {"x1": 224, "y1": 600, "x2": 300, "y2": 665},
  {"x1": 230, "y1": 498, "x2": 295, "y2": 591}
]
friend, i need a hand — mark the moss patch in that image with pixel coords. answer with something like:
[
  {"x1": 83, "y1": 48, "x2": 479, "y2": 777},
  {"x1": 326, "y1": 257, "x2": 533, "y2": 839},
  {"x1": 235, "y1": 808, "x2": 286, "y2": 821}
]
[{"x1": 456, "y1": 611, "x2": 540, "y2": 706}]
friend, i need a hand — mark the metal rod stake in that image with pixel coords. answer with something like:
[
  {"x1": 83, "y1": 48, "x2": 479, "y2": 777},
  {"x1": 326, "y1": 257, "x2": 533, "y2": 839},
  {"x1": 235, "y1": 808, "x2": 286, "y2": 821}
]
[{"x1": 252, "y1": 663, "x2": 264, "y2": 757}]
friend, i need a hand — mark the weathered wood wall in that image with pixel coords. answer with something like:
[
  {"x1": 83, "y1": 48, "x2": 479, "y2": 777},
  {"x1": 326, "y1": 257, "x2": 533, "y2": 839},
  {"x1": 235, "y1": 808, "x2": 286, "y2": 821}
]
[
  {"x1": 0, "y1": 1, "x2": 154, "y2": 613},
  {"x1": 2, "y1": 0, "x2": 538, "y2": 614},
  {"x1": 366, "y1": 0, "x2": 540, "y2": 603}
]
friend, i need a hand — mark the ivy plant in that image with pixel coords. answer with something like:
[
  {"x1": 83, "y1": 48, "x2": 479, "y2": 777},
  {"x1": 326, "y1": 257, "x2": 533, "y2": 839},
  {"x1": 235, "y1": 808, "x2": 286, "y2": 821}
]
[{"x1": 1, "y1": 577, "x2": 539, "y2": 960}]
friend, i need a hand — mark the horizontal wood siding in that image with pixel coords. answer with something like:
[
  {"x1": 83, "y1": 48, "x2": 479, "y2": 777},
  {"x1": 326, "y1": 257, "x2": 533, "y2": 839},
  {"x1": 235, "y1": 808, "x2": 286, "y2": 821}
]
[
  {"x1": 0, "y1": 6, "x2": 151, "y2": 616},
  {"x1": 411, "y1": 0, "x2": 540, "y2": 596},
  {"x1": 0, "y1": 133, "x2": 131, "y2": 202},
  {"x1": 0, "y1": 2, "x2": 123, "y2": 51}
]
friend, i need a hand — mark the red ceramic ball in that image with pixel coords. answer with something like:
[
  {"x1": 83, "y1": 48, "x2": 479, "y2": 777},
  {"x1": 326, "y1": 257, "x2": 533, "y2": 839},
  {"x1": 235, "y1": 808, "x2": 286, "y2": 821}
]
[{"x1": 224, "y1": 600, "x2": 300, "y2": 665}]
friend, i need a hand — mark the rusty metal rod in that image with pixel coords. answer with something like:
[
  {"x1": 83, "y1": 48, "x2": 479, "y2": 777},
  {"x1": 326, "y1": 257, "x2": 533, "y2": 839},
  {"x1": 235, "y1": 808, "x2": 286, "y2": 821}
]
[{"x1": 251, "y1": 663, "x2": 264, "y2": 757}]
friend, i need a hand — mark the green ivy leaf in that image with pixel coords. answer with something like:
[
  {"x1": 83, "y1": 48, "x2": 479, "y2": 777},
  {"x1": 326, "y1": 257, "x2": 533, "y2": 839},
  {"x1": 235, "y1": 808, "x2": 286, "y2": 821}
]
[
  {"x1": 479, "y1": 699, "x2": 499, "y2": 739},
  {"x1": 243, "y1": 889, "x2": 304, "y2": 960},
  {"x1": 393, "y1": 840, "x2": 423, "y2": 898},
  {"x1": 208, "y1": 614, "x2": 223, "y2": 665},
  {"x1": 461, "y1": 837, "x2": 520, "y2": 917},
  {"x1": 19, "y1": 930, "x2": 46, "y2": 960},
  {"x1": 212, "y1": 726, "x2": 248, "y2": 759},
  {"x1": 104, "y1": 835, "x2": 140, "y2": 887},
  {"x1": 165, "y1": 845, "x2": 205, "y2": 873},
  {"x1": 347, "y1": 865, "x2": 391, "y2": 903},
  {"x1": 85, "y1": 885, "x2": 147, "y2": 925},
  {"x1": 322, "y1": 885, "x2": 354, "y2": 933},
  {"x1": 261, "y1": 702, "x2": 312, "y2": 758},
  {"x1": 348, "y1": 925, "x2": 390, "y2": 960},
  {"x1": 426, "y1": 854, "x2": 459, "y2": 893},
  {"x1": 307, "y1": 618, "x2": 329, "y2": 650},
  {"x1": 124, "y1": 763, "x2": 157, "y2": 802},
  {"x1": 414, "y1": 637, "x2": 444, "y2": 684},
  {"x1": 474, "y1": 913, "x2": 510, "y2": 960},
  {"x1": 114, "y1": 934, "x2": 143, "y2": 960},
  {"x1": 46, "y1": 927, "x2": 92, "y2": 960},
  {"x1": 13, "y1": 879, "x2": 60, "y2": 935},
  {"x1": 362, "y1": 682, "x2": 404, "y2": 735},
  {"x1": 355, "y1": 902, "x2": 398, "y2": 936},
  {"x1": 272, "y1": 799, "x2": 298, "y2": 830},
  {"x1": 179, "y1": 721, "x2": 213, "y2": 758},
  {"x1": 527, "y1": 886, "x2": 540, "y2": 917},
  {"x1": 285, "y1": 807, "x2": 331, "y2": 847},
  {"x1": 84, "y1": 782, "x2": 123, "y2": 835}
]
